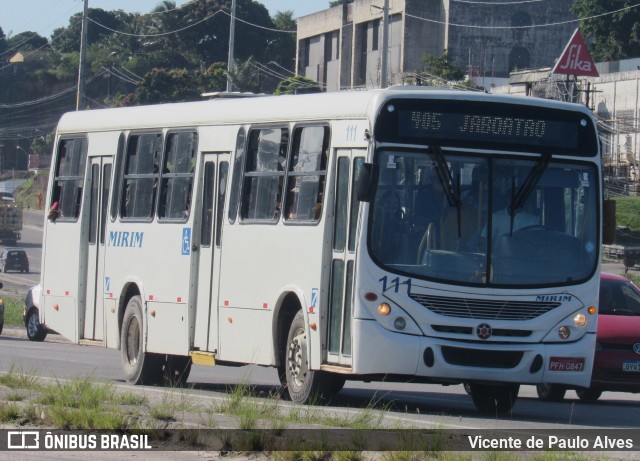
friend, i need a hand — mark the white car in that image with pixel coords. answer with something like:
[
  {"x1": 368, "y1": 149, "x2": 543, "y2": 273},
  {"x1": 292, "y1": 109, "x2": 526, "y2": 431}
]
[{"x1": 24, "y1": 284, "x2": 47, "y2": 341}]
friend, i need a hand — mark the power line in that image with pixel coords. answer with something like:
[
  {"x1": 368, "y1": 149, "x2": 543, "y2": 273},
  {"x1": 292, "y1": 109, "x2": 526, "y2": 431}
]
[
  {"x1": 405, "y1": 2, "x2": 640, "y2": 29},
  {"x1": 87, "y1": 9, "x2": 224, "y2": 38}
]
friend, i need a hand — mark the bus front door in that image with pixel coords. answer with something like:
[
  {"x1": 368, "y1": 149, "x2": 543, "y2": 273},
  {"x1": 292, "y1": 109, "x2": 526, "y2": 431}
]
[
  {"x1": 326, "y1": 149, "x2": 365, "y2": 366},
  {"x1": 194, "y1": 153, "x2": 229, "y2": 353},
  {"x1": 84, "y1": 156, "x2": 112, "y2": 341}
]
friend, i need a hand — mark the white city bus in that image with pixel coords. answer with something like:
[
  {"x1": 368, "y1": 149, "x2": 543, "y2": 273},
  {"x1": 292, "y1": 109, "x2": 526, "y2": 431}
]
[{"x1": 38, "y1": 88, "x2": 601, "y2": 412}]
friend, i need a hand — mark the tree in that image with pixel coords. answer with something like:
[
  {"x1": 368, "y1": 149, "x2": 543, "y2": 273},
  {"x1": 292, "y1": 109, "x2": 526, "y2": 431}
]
[
  {"x1": 226, "y1": 57, "x2": 260, "y2": 93},
  {"x1": 51, "y1": 8, "x2": 133, "y2": 53},
  {"x1": 0, "y1": 26, "x2": 8, "y2": 54},
  {"x1": 419, "y1": 51, "x2": 466, "y2": 86},
  {"x1": 198, "y1": 62, "x2": 228, "y2": 93},
  {"x1": 6, "y1": 32, "x2": 49, "y2": 51},
  {"x1": 572, "y1": 0, "x2": 640, "y2": 61},
  {"x1": 130, "y1": 68, "x2": 200, "y2": 105},
  {"x1": 274, "y1": 76, "x2": 321, "y2": 95},
  {"x1": 270, "y1": 11, "x2": 296, "y2": 70}
]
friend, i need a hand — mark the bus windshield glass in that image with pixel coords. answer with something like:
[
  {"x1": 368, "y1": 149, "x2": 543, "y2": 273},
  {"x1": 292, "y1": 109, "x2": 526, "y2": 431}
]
[{"x1": 369, "y1": 149, "x2": 598, "y2": 287}]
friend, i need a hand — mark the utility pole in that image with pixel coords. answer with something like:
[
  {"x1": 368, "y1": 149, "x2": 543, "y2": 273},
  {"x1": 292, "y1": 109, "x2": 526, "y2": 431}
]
[
  {"x1": 380, "y1": 0, "x2": 390, "y2": 88},
  {"x1": 226, "y1": 0, "x2": 237, "y2": 92},
  {"x1": 76, "y1": 0, "x2": 89, "y2": 110}
]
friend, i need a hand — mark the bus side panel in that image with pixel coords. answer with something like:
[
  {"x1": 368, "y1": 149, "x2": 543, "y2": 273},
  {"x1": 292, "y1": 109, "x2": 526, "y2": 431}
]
[
  {"x1": 146, "y1": 302, "x2": 189, "y2": 355},
  {"x1": 104, "y1": 222, "x2": 193, "y2": 354},
  {"x1": 218, "y1": 224, "x2": 324, "y2": 365},
  {"x1": 104, "y1": 298, "x2": 118, "y2": 348}
]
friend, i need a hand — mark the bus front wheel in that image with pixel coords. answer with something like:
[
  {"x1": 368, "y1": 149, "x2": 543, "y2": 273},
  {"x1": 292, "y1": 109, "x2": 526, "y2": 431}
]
[
  {"x1": 120, "y1": 295, "x2": 161, "y2": 385},
  {"x1": 284, "y1": 311, "x2": 344, "y2": 403},
  {"x1": 469, "y1": 383, "x2": 519, "y2": 413}
]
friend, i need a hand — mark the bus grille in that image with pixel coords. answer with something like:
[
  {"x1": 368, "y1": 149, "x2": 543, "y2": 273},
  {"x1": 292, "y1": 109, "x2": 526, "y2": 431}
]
[
  {"x1": 410, "y1": 294, "x2": 561, "y2": 320},
  {"x1": 441, "y1": 346, "x2": 523, "y2": 369}
]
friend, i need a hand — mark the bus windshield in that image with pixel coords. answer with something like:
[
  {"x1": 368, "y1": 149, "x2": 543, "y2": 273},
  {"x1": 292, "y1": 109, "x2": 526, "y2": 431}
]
[{"x1": 369, "y1": 148, "x2": 598, "y2": 287}]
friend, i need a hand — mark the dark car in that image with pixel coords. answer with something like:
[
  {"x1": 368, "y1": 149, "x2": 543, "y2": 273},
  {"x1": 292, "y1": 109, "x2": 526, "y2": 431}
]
[
  {"x1": 0, "y1": 248, "x2": 29, "y2": 273},
  {"x1": 537, "y1": 272, "x2": 640, "y2": 402}
]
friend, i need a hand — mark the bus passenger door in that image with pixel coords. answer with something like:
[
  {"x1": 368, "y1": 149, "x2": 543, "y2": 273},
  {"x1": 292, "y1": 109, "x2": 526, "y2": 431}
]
[
  {"x1": 326, "y1": 149, "x2": 365, "y2": 366},
  {"x1": 194, "y1": 153, "x2": 229, "y2": 353},
  {"x1": 84, "y1": 156, "x2": 112, "y2": 341}
]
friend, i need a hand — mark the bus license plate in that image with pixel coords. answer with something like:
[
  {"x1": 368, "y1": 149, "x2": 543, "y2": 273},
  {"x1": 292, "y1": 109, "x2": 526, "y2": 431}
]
[
  {"x1": 549, "y1": 357, "x2": 585, "y2": 372},
  {"x1": 623, "y1": 361, "x2": 640, "y2": 372}
]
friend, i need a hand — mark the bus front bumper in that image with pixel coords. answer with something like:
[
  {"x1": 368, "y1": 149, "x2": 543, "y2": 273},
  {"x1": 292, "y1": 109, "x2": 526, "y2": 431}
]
[{"x1": 351, "y1": 318, "x2": 595, "y2": 388}]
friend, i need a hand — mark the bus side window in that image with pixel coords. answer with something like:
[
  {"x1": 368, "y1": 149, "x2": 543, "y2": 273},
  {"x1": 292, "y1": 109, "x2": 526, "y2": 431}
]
[
  {"x1": 50, "y1": 137, "x2": 87, "y2": 221},
  {"x1": 241, "y1": 127, "x2": 288, "y2": 222},
  {"x1": 158, "y1": 131, "x2": 197, "y2": 221},
  {"x1": 285, "y1": 126, "x2": 329, "y2": 222},
  {"x1": 228, "y1": 128, "x2": 246, "y2": 224},
  {"x1": 120, "y1": 133, "x2": 162, "y2": 220}
]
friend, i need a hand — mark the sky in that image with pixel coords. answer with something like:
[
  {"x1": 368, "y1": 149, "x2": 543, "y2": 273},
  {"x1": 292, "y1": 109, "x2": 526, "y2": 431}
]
[{"x1": 0, "y1": 0, "x2": 330, "y2": 38}]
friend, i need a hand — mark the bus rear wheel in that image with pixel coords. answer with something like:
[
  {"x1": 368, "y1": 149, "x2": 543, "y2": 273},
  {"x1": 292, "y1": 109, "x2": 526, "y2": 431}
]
[
  {"x1": 120, "y1": 295, "x2": 162, "y2": 385},
  {"x1": 469, "y1": 383, "x2": 519, "y2": 413},
  {"x1": 283, "y1": 311, "x2": 344, "y2": 403}
]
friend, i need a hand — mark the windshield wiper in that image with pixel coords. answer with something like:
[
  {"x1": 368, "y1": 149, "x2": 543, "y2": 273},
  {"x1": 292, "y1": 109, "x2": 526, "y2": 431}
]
[
  {"x1": 508, "y1": 153, "x2": 551, "y2": 234},
  {"x1": 430, "y1": 145, "x2": 462, "y2": 238}
]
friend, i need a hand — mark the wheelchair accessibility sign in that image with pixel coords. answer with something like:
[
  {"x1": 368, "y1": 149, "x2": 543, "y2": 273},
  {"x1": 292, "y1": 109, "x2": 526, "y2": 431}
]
[{"x1": 182, "y1": 228, "x2": 191, "y2": 256}]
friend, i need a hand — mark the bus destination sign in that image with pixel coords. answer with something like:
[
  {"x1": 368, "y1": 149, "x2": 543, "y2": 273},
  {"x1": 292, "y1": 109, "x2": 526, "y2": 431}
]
[
  {"x1": 398, "y1": 109, "x2": 574, "y2": 149},
  {"x1": 375, "y1": 99, "x2": 598, "y2": 156}
]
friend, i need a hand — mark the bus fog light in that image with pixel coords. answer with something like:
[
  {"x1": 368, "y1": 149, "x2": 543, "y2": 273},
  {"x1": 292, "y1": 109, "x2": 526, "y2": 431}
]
[
  {"x1": 573, "y1": 313, "x2": 587, "y2": 327},
  {"x1": 394, "y1": 316, "x2": 407, "y2": 330},
  {"x1": 558, "y1": 326, "x2": 570, "y2": 340},
  {"x1": 378, "y1": 303, "x2": 391, "y2": 316}
]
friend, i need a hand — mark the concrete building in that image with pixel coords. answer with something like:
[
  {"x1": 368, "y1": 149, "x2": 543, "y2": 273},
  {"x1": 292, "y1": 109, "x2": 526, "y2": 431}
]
[{"x1": 296, "y1": 0, "x2": 579, "y2": 91}]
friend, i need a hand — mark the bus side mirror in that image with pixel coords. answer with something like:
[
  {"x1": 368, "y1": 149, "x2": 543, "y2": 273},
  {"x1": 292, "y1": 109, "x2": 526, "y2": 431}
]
[{"x1": 356, "y1": 163, "x2": 378, "y2": 202}]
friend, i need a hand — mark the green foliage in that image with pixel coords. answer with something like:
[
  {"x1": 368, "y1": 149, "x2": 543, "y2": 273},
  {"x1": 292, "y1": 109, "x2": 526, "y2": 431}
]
[
  {"x1": 6, "y1": 32, "x2": 49, "y2": 51},
  {"x1": 572, "y1": 0, "x2": 640, "y2": 61},
  {"x1": 275, "y1": 75, "x2": 321, "y2": 95},
  {"x1": 131, "y1": 68, "x2": 200, "y2": 105},
  {"x1": 611, "y1": 196, "x2": 640, "y2": 231},
  {"x1": 2, "y1": 296, "x2": 25, "y2": 327},
  {"x1": 421, "y1": 51, "x2": 466, "y2": 83}
]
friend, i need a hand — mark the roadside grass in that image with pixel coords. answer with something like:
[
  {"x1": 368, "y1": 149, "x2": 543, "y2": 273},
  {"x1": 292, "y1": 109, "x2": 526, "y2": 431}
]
[
  {"x1": 0, "y1": 368, "x2": 600, "y2": 460},
  {"x1": 2, "y1": 296, "x2": 24, "y2": 328}
]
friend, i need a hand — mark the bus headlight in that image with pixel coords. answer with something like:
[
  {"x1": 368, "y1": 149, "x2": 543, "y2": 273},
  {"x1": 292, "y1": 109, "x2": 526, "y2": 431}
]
[
  {"x1": 542, "y1": 308, "x2": 594, "y2": 343},
  {"x1": 378, "y1": 302, "x2": 391, "y2": 316},
  {"x1": 394, "y1": 316, "x2": 407, "y2": 331},
  {"x1": 370, "y1": 300, "x2": 424, "y2": 336},
  {"x1": 558, "y1": 326, "x2": 571, "y2": 340},
  {"x1": 573, "y1": 313, "x2": 587, "y2": 327}
]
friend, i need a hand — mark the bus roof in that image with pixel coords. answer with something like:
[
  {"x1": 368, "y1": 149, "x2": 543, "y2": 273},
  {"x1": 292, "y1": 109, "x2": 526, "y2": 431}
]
[{"x1": 56, "y1": 87, "x2": 594, "y2": 134}]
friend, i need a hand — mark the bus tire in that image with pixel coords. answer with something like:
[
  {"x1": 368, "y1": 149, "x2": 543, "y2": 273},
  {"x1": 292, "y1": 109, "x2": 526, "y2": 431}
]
[
  {"x1": 536, "y1": 383, "x2": 566, "y2": 402},
  {"x1": 284, "y1": 311, "x2": 339, "y2": 403},
  {"x1": 469, "y1": 383, "x2": 519, "y2": 413},
  {"x1": 576, "y1": 388, "x2": 602, "y2": 402},
  {"x1": 120, "y1": 295, "x2": 161, "y2": 385}
]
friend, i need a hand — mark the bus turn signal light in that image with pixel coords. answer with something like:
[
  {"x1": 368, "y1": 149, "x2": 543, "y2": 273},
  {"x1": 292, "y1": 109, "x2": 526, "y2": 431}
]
[
  {"x1": 588, "y1": 306, "x2": 596, "y2": 315},
  {"x1": 365, "y1": 292, "x2": 378, "y2": 301}
]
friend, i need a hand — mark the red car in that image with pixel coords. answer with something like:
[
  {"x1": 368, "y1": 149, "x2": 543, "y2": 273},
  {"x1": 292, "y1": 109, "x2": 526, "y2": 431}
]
[{"x1": 537, "y1": 272, "x2": 640, "y2": 402}]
